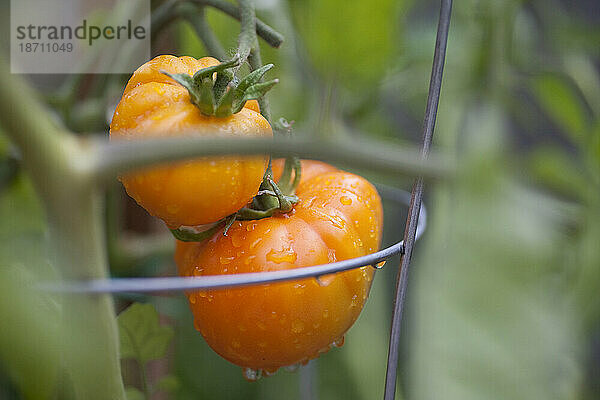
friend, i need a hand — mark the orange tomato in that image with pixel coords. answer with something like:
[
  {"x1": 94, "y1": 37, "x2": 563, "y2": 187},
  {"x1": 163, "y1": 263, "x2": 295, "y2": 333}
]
[
  {"x1": 110, "y1": 55, "x2": 272, "y2": 228},
  {"x1": 175, "y1": 160, "x2": 383, "y2": 375}
]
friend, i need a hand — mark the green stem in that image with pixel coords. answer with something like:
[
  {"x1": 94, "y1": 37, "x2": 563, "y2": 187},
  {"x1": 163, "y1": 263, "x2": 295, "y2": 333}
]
[
  {"x1": 181, "y1": 4, "x2": 227, "y2": 60},
  {"x1": 139, "y1": 361, "x2": 151, "y2": 400},
  {"x1": 191, "y1": 0, "x2": 284, "y2": 48},
  {"x1": 89, "y1": 136, "x2": 451, "y2": 187},
  {"x1": 236, "y1": 0, "x2": 257, "y2": 68},
  {"x1": 0, "y1": 63, "x2": 126, "y2": 400},
  {"x1": 151, "y1": 0, "x2": 181, "y2": 39}
]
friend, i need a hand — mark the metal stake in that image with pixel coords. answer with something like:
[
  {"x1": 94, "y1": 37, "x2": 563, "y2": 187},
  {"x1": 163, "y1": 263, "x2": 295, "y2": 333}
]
[{"x1": 383, "y1": 1, "x2": 453, "y2": 399}]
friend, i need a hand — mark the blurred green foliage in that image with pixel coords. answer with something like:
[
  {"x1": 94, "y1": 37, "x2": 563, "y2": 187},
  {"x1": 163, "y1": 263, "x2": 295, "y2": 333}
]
[{"x1": 1, "y1": 0, "x2": 600, "y2": 399}]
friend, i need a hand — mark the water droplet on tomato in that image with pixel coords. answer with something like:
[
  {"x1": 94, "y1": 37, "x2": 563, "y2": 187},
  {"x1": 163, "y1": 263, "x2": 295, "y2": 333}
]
[
  {"x1": 249, "y1": 238, "x2": 262, "y2": 250},
  {"x1": 284, "y1": 364, "x2": 300, "y2": 372},
  {"x1": 350, "y1": 294, "x2": 359, "y2": 308},
  {"x1": 244, "y1": 255, "x2": 256, "y2": 265},
  {"x1": 333, "y1": 336, "x2": 345, "y2": 348},
  {"x1": 219, "y1": 256, "x2": 234, "y2": 265},
  {"x1": 372, "y1": 261, "x2": 386, "y2": 269},
  {"x1": 327, "y1": 248, "x2": 337, "y2": 263},
  {"x1": 339, "y1": 196, "x2": 352, "y2": 205},
  {"x1": 266, "y1": 247, "x2": 297, "y2": 264},
  {"x1": 231, "y1": 233, "x2": 244, "y2": 248},
  {"x1": 316, "y1": 274, "x2": 335, "y2": 287},
  {"x1": 242, "y1": 368, "x2": 262, "y2": 381}
]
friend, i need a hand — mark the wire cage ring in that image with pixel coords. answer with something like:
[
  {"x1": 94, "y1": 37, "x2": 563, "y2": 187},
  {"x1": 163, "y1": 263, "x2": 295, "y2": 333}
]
[{"x1": 46, "y1": 185, "x2": 426, "y2": 294}]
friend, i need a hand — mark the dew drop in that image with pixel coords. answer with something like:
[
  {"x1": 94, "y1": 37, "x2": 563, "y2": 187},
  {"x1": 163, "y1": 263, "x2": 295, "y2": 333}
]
[
  {"x1": 372, "y1": 261, "x2": 386, "y2": 269},
  {"x1": 231, "y1": 233, "x2": 244, "y2": 248},
  {"x1": 284, "y1": 364, "x2": 300, "y2": 373},
  {"x1": 266, "y1": 247, "x2": 297, "y2": 264},
  {"x1": 244, "y1": 255, "x2": 256, "y2": 265},
  {"x1": 242, "y1": 368, "x2": 262, "y2": 382},
  {"x1": 219, "y1": 256, "x2": 234, "y2": 265},
  {"x1": 339, "y1": 196, "x2": 352, "y2": 205},
  {"x1": 249, "y1": 238, "x2": 263, "y2": 250},
  {"x1": 316, "y1": 274, "x2": 335, "y2": 287},
  {"x1": 256, "y1": 321, "x2": 267, "y2": 330},
  {"x1": 327, "y1": 248, "x2": 337, "y2": 263},
  {"x1": 333, "y1": 336, "x2": 345, "y2": 348}
]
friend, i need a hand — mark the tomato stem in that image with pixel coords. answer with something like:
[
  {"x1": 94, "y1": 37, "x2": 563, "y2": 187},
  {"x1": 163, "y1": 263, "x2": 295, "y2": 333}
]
[{"x1": 170, "y1": 222, "x2": 225, "y2": 242}]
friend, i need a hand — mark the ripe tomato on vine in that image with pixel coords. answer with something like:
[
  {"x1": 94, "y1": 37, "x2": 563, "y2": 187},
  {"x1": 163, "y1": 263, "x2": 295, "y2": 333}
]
[
  {"x1": 175, "y1": 160, "x2": 383, "y2": 377},
  {"x1": 110, "y1": 55, "x2": 275, "y2": 229}
]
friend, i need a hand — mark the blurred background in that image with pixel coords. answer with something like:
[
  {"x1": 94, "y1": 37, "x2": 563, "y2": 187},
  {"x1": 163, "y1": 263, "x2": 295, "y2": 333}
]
[{"x1": 0, "y1": 0, "x2": 599, "y2": 399}]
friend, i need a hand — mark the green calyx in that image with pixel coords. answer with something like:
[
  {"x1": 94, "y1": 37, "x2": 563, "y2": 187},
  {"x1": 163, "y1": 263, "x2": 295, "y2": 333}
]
[{"x1": 161, "y1": 58, "x2": 278, "y2": 117}]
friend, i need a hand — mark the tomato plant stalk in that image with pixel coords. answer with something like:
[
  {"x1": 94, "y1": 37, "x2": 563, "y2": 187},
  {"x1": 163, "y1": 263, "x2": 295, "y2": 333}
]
[{"x1": 0, "y1": 63, "x2": 126, "y2": 400}]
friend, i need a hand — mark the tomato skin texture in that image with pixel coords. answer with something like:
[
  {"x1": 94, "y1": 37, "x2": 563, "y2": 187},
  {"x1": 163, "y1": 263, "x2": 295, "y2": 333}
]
[
  {"x1": 110, "y1": 55, "x2": 272, "y2": 228},
  {"x1": 175, "y1": 161, "x2": 383, "y2": 370}
]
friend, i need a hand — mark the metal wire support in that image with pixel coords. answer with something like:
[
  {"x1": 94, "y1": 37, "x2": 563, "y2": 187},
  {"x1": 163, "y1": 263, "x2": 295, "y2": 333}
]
[
  {"x1": 42, "y1": 186, "x2": 426, "y2": 294},
  {"x1": 383, "y1": 1, "x2": 452, "y2": 399}
]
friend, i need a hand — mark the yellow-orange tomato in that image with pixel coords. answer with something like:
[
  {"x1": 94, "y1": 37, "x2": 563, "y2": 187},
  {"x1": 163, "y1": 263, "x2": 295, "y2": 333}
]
[
  {"x1": 110, "y1": 55, "x2": 272, "y2": 228},
  {"x1": 175, "y1": 160, "x2": 383, "y2": 375}
]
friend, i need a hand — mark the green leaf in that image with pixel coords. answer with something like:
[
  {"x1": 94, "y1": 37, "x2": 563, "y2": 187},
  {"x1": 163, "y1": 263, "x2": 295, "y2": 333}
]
[
  {"x1": 288, "y1": 0, "x2": 398, "y2": 89},
  {"x1": 160, "y1": 71, "x2": 201, "y2": 106},
  {"x1": 118, "y1": 303, "x2": 174, "y2": 364},
  {"x1": 531, "y1": 73, "x2": 589, "y2": 142},
  {"x1": 154, "y1": 375, "x2": 180, "y2": 394},
  {"x1": 124, "y1": 386, "x2": 145, "y2": 400}
]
